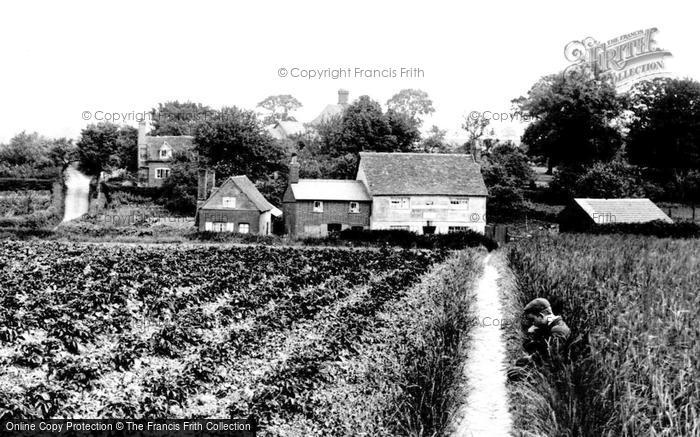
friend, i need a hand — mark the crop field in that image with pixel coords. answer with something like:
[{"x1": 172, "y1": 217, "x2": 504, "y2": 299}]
[
  {"x1": 505, "y1": 234, "x2": 700, "y2": 437},
  {"x1": 0, "y1": 241, "x2": 478, "y2": 434}
]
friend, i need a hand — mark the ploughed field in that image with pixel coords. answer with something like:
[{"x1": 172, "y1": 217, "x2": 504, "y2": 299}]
[{"x1": 0, "y1": 241, "x2": 446, "y2": 426}]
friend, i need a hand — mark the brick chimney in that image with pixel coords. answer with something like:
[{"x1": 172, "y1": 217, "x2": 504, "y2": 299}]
[
  {"x1": 288, "y1": 154, "x2": 300, "y2": 185},
  {"x1": 338, "y1": 89, "x2": 349, "y2": 106}
]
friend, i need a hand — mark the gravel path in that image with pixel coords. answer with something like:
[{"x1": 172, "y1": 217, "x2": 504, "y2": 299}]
[{"x1": 453, "y1": 253, "x2": 512, "y2": 436}]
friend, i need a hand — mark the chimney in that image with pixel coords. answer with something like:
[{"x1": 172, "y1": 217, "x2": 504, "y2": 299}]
[
  {"x1": 338, "y1": 89, "x2": 349, "y2": 106},
  {"x1": 197, "y1": 168, "x2": 215, "y2": 202},
  {"x1": 289, "y1": 154, "x2": 300, "y2": 185},
  {"x1": 138, "y1": 121, "x2": 147, "y2": 145}
]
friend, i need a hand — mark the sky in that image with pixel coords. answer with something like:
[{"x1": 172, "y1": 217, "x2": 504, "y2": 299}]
[{"x1": 0, "y1": 0, "x2": 697, "y2": 144}]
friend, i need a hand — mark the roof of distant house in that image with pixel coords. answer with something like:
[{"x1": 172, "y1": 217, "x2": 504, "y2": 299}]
[
  {"x1": 143, "y1": 135, "x2": 194, "y2": 161},
  {"x1": 572, "y1": 198, "x2": 673, "y2": 224},
  {"x1": 201, "y1": 175, "x2": 282, "y2": 216},
  {"x1": 288, "y1": 179, "x2": 371, "y2": 201},
  {"x1": 266, "y1": 120, "x2": 305, "y2": 140},
  {"x1": 358, "y1": 152, "x2": 488, "y2": 196}
]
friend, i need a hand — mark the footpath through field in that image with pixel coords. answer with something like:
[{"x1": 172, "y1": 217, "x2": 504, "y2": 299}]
[
  {"x1": 452, "y1": 253, "x2": 512, "y2": 436},
  {"x1": 62, "y1": 165, "x2": 90, "y2": 222}
]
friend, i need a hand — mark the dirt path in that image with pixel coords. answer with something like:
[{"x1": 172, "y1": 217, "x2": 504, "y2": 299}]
[
  {"x1": 452, "y1": 253, "x2": 512, "y2": 436},
  {"x1": 62, "y1": 165, "x2": 90, "y2": 222}
]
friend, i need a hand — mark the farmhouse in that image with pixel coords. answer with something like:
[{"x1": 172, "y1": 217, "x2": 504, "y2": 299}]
[
  {"x1": 358, "y1": 152, "x2": 488, "y2": 234},
  {"x1": 310, "y1": 89, "x2": 350, "y2": 125},
  {"x1": 283, "y1": 152, "x2": 488, "y2": 237},
  {"x1": 558, "y1": 198, "x2": 673, "y2": 232},
  {"x1": 198, "y1": 175, "x2": 282, "y2": 235},
  {"x1": 137, "y1": 121, "x2": 194, "y2": 187},
  {"x1": 283, "y1": 156, "x2": 371, "y2": 237}
]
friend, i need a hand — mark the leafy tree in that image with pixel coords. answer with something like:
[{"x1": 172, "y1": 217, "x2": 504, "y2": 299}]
[
  {"x1": 386, "y1": 89, "x2": 435, "y2": 124},
  {"x1": 0, "y1": 132, "x2": 76, "y2": 178},
  {"x1": 193, "y1": 106, "x2": 287, "y2": 203},
  {"x1": 418, "y1": 125, "x2": 452, "y2": 153},
  {"x1": 514, "y1": 73, "x2": 624, "y2": 173},
  {"x1": 76, "y1": 123, "x2": 135, "y2": 176},
  {"x1": 159, "y1": 152, "x2": 198, "y2": 214},
  {"x1": 257, "y1": 94, "x2": 303, "y2": 125},
  {"x1": 626, "y1": 78, "x2": 700, "y2": 170},
  {"x1": 150, "y1": 101, "x2": 213, "y2": 136},
  {"x1": 461, "y1": 115, "x2": 490, "y2": 156},
  {"x1": 573, "y1": 160, "x2": 645, "y2": 198},
  {"x1": 481, "y1": 142, "x2": 534, "y2": 217}
]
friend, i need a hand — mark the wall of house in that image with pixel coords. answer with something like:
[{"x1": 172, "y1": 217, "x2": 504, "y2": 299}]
[
  {"x1": 146, "y1": 162, "x2": 172, "y2": 187},
  {"x1": 258, "y1": 210, "x2": 272, "y2": 235},
  {"x1": 284, "y1": 200, "x2": 370, "y2": 237},
  {"x1": 370, "y1": 195, "x2": 486, "y2": 234},
  {"x1": 198, "y1": 209, "x2": 261, "y2": 233}
]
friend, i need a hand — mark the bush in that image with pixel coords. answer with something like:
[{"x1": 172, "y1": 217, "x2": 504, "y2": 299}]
[
  {"x1": 588, "y1": 220, "x2": 700, "y2": 238},
  {"x1": 306, "y1": 229, "x2": 497, "y2": 251}
]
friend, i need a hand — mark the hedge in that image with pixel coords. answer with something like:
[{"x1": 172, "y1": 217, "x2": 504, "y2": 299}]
[
  {"x1": 572, "y1": 220, "x2": 700, "y2": 238},
  {"x1": 306, "y1": 229, "x2": 498, "y2": 251}
]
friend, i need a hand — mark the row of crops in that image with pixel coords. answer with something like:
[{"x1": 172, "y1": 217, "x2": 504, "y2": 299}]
[
  {"x1": 505, "y1": 234, "x2": 700, "y2": 437},
  {"x1": 0, "y1": 241, "x2": 463, "y2": 432}
]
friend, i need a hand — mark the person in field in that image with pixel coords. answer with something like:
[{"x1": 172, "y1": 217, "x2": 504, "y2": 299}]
[{"x1": 507, "y1": 297, "x2": 571, "y2": 381}]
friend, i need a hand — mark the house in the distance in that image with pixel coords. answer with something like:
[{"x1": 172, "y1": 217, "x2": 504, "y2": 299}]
[
  {"x1": 266, "y1": 120, "x2": 305, "y2": 141},
  {"x1": 558, "y1": 198, "x2": 673, "y2": 232},
  {"x1": 198, "y1": 175, "x2": 282, "y2": 234},
  {"x1": 283, "y1": 156, "x2": 371, "y2": 237},
  {"x1": 310, "y1": 89, "x2": 350, "y2": 125},
  {"x1": 283, "y1": 152, "x2": 488, "y2": 237},
  {"x1": 358, "y1": 152, "x2": 488, "y2": 234},
  {"x1": 137, "y1": 121, "x2": 194, "y2": 187}
]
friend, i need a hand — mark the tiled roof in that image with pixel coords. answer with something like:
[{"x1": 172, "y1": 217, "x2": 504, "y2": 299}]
[
  {"x1": 145, "y1": 135, "x2": 194, "y2": 161},
  {"x1": 573, "y1": 198, "x2": 673, "y2": 224},
  {"x1": 358, "y1": 152, "x2": 488, "y2": 196},
  {"x1": 310, "y1": 104, "x2": 345, "y2": 125},
  {"x1": 201, "y1": 175, "x2": 281, "y2": 215},
  {"x1": 290, "y1": 179, "x2": 371, "y2": 201}
]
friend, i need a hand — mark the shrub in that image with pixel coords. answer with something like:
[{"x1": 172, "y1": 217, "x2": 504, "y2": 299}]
[
  {"x1": 562, "y1": 219, "x2": 700, "y2": 238},
  {"x1": 332, "y1": 228, "x2": 498, "y2": 251}
]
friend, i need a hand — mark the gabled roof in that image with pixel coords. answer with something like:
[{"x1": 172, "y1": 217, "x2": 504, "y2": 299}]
[
  {"x1": 266, "y1": 121, "x2": 305, "y2": 140},
  {"x1": 144, "y1": 135, "x2": 194, "y2": 161},
  {"x1": 288, "y1": 179, "x2": 371, "y2": 201},
  {"x1": 201, "y1": 175, "x2": 282, "y2": 216},
  {"x1": 572, "y1": 198, "x2": 673, "y2": 224},
  {"x1": 310, "y1": 104, "x2": 345, "y2": 125},
  {"x1": 358, "y1": 152, "x2": 488, "y2": 196}
]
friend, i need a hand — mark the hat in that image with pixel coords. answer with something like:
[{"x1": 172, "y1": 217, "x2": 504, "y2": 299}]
[{"x1": 524, "y1": 298, "x2": 552, "y2": 315}]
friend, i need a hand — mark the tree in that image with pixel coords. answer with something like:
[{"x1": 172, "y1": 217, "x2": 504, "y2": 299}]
[
  {"x1": 514, "y1": 73, "x2": 624, "y2": 173},
  {"x1": 160, "y1": 152, "x2": 198, "y2": 214},
  {"x1": 76, "y1": 123, "x2": 136, "y2": 176},
  {"x1": 0, "y1": 132, "x2": 75, "y2": 178},
  {"x1": 481, "y1": 142, "x2": 534, "y2": 218},
  {"x1": 461, "y1": 115, "x2": 490, "y2": 156},
  {"x1": 150, "y1": 101, "x2": 212, "y2": 136},
  {"x1": 257, "y1": 94, "x2": 303, "y2": 125},
  {"x1": 386, "y1": 89, "x2": 435, "y2": 125},
  {"x1": 193, "y1": 106, "x2": 287, "y2": 203},
  {"x1": 626, "y1": 78, "x2": 700, "y2": 170},
  {"x1": 419, "y1": 125, "x2": 452, "y2": 153}
]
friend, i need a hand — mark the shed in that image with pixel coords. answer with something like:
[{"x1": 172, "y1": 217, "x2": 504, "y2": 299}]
[{"x1": 558, "y1": 198, "x2": 673, "y2": 232}]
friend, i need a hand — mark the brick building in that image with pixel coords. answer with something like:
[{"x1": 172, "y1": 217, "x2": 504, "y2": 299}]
[
  {"x1": 136, "y1": 121, "x2": 194, "y2": 187},
  {"x1": 283, "y1": 156, "x2": 371, "y2": 237}
]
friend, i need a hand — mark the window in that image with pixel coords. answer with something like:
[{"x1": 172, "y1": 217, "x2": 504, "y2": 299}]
[
  {"x1": 159, "y1": 142, "x2": 172, "y2": 159},
  {"x1": 351, "y1": 226, "x2": 364, "y2": 231},
  {"x1": 390, "y1": 198, "x2": 409, "y2": 209},
  {"x1": 450, "y1": 198, "x2": 469, "y2": 208},
  {"x1": 313, "y1": 201, "x2": 323, "y2": 212},
  {"x1": 238, "y1": 223, "x2": 250, "y2": 234},
  {"x1": 155, "y1": 168, "x2": 170, "y2": 179},
  {"x1": 449, "y1": 226, "x2": 470, "y2": 233},
  {"x1": 390, "y1": 225, "x2": 410, "y2": 231},
  {"x1": 222, "y1": 197, "x2": 236, "y2": 208},
  {"x1": 327, "y1": 223, "x2": 342, "y2": 234},
  {"x1": 206, "y1": 222, "x2": 234, "y2": 233},
  {"x1": 349, "y1": 201, "x2": 360, "y2": 213}
]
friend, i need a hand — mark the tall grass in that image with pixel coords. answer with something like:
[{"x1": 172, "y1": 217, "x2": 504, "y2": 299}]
[{"x1": 504, "y1": 234, "x2": 700, "y2": 437}]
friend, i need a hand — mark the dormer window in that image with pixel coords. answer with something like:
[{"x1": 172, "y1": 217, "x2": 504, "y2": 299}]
[{"x1": 159, "y1": 142, "x2": 173, "y2": 159}]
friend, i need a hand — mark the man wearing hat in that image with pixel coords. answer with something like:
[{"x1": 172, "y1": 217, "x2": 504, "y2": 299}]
[{"x1": 507, "y1": 297, "x2": 570, "y2": 381}]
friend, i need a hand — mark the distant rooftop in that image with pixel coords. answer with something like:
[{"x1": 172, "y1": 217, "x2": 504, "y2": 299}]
[
  {"x1": 573, "y1": 198, "x2": 673, "y2": 224},
  {"x1": 289, "y1": 179, "x2": 371, "y2": 201}
]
